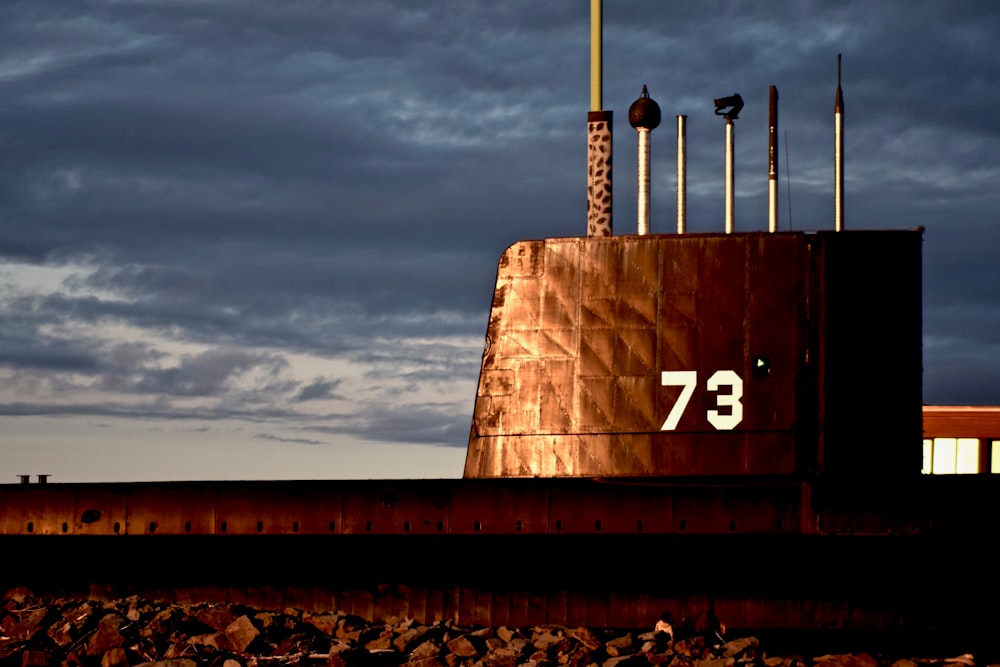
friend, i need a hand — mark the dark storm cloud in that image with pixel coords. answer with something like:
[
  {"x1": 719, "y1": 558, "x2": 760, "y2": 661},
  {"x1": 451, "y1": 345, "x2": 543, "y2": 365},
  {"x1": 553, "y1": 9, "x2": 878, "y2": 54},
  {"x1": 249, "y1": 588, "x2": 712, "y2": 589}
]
[
  {"x1": 0, "y1": 337, "x2": 97, "y2": 372},
  {"x1": 256, "y1": 433, "x2": 327, "y2": 447},
  {"x1": 127, "y1": 348, "x2": 292, "y2": 398},
  {"x1": 307, "y1": 400, "x2": 472, "y2": 447},
  {"x1": 295, "y1": 378, "x2": 343, "y2": 403},
  {"x1": 1, "y1": 0, "x2": 998, "y2": 477},
  {"x1": 0, "y1": 398, "x2": 292, "y2": 422},
  {"x1": 0, "y1": 296, "x2": 99, "y2": 372}
]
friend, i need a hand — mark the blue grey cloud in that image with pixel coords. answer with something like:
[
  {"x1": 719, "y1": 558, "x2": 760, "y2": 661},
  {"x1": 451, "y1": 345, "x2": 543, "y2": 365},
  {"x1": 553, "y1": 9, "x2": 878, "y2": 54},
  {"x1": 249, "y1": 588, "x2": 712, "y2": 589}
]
[{"x1": 1, "y1": 0, "x2": 997, "y2": 481}]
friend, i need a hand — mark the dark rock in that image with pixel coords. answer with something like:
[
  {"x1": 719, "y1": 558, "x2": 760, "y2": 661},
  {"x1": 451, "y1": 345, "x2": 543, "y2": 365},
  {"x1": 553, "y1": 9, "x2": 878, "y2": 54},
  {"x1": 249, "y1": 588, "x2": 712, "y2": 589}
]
[
  {"x1": 814, "y1": 654, "x2": 880, "y2": 667},
  {"x1": 1, "y1": 589, "x2": 33, "y2": 609},
  {"x1": 304, "y1": 612, "x2": 342, "y2": 636},
  {"x1": 722, "y1": 637, "x2": 760, "y2": 658},
  {"x1": 484, "y1": 637, "x2": 507, "y2": 652},
  {"x1": 484, "y1": 647, "x2": 519, "y2": 667},
  {"x1": 223, "y1": 616, "x2": 259, "y2": 653},
  {"x1": 507, "y1": 638, "x2": 530, "y2": 657},
  {"x1": 271, "y1": 632, "x2": 326, "y2": 656},
  {"x1": 602, "y1": 655, "x2": 649, "y2": 667},
  {"x1": 336, "y1": 614, "x2": 369, "y2": 641},
  {"x1": 409, "y1": 639, "x2": 441, "y2": 660},
  {"x1": 366, "y1": 630, "x2": 396, "y2": 652},
  {"x1": 1, "y1": 607, "x2": 49, "y2": 642},
  {"x1": 85, "y1": 614, "x2": 126, "y2": 656},
  {"x1": 101, "y1": 646, "x2": 129, "y2": 667},
  {"x1": 446, "y1": 635, "x2": 481, "y2": 658},
  {"x1": 605, "y1": 634, "x2": 635, "y2": 657},
  {"x1": 675, "y1": 636, "x2": 706, "y2": 658},
  {"x1": 533, "y1": 631, "x2": 569, "y2": 655},
  {"x1": 568, "y1": 627, "x2": 603, "y2": 652},
  {"x1": 401, "y1": 657, "x2": 442, "y2": 667},
  {"x1": 495, "y1": 627, "x2": 516, "y2": 645},
  {"x1": 193, "y1": 606, "x2": 238, "y2": 633},
  {"x1": 188, "y1": 631, "x2": 230, "y2": 650},
  {"x1": 560, "y1": 643, "x2": 595, "y2": 667},
  {"x1": 19, "y1": 649, "x2": 50, "y2": 666},
  {"x1": 699, "y1": 657, "x2": 733, "y2": 667},
  {"x1": 45, "y1": 617, "x2": 74, "y2": 647},
  {"x1": 0, "y1": 590, "x2": 984, "y2": 667}
]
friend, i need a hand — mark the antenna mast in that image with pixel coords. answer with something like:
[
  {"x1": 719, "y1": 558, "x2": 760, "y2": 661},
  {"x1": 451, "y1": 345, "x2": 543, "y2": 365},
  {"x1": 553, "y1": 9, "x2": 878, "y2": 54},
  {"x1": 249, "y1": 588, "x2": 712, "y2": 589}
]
[
  {"x1": 785, "y1": 129, "x2": 793, "y2": 230},
  {"x1": 768, "y1": 85, "x2": 779, "y2": 232},
  {"x1": 834, "y1": 53, "x2": 845, "y2": 231},
  {"x1": 629, "y1": 85, "x2": 661, "y2": 235}
]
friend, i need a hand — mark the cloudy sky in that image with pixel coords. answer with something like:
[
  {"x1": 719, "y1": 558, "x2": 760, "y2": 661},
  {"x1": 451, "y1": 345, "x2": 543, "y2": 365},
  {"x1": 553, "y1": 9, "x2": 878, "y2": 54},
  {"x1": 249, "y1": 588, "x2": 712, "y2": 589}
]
[{"x1": 1, "y1": 1, "x2": 998, "y2": 483}]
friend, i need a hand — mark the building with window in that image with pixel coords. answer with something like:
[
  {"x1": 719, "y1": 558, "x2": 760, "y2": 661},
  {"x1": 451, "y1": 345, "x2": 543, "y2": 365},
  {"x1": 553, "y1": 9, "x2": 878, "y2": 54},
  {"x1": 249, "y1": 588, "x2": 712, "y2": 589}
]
[{"x1": 922, "y1": 405, "x2": 1000, "y2": 474}]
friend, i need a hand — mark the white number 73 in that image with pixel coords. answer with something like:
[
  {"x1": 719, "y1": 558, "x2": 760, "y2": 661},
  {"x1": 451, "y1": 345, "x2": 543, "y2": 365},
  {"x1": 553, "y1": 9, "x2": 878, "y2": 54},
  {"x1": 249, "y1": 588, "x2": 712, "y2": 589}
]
[{"x1": 660, "y1": 370, "x2": 743, "y2": 431}]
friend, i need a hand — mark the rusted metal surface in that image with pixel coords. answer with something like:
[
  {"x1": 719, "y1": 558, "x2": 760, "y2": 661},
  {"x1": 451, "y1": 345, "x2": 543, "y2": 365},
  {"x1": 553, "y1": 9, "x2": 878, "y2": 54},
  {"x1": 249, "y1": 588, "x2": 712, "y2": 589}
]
[
  {"x1": 449, "y1": 479, "x2": 552, "y2": 534},
  {"x1": 465, "y1": 232, "x2": 922, "y2": 480},
  {"x1": 340, "y1": 480, "x2": 450, "y2": 535},
  {"x1": 0, "y1": 485, "x2": 128, "y2": 535},
  {"x1": 0, "y1": 478, "x2": 812, "y2": 537},
  {"x1": 216, "y1": 482, "x2": 342, "y2": 535},
  {"x1": 127, "y1": 483, "x2": 218, "y2": 535},
  {"x1": 0, "y1": 470, "x2": 954, "y2": 545}
]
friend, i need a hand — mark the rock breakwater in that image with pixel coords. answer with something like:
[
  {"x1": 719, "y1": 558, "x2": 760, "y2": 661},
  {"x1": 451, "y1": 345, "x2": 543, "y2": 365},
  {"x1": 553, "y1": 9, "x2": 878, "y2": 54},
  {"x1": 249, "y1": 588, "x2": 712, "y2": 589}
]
[{"x1": 0, "y1": 589, "x2": 987, "y2": 667}]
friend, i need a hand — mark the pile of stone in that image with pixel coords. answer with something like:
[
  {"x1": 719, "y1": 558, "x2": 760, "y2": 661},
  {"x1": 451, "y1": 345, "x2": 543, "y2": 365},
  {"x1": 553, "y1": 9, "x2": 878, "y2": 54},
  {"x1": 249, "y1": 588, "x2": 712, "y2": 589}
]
[{"x1": 0, "y1": 589, "x2": 982, "y2": 667}]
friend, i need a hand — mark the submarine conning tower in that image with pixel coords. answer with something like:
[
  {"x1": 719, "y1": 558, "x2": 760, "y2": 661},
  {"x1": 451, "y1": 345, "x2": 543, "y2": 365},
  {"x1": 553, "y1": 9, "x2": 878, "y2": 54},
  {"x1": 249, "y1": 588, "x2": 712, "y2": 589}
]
[
  {"x1": 463, "y1": 230, "x2": 923, "y2": 480},
  {"x1": 466, "y1": 45, "x2": 921, "y2": 481}
]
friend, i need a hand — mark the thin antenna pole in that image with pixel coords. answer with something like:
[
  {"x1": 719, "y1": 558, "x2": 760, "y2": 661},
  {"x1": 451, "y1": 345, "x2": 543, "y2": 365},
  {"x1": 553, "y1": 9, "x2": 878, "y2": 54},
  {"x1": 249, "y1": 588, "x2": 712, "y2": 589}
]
[
  {"x1": 677, "y1": 115, "x2": 687, "y2": 234},
  {"x1": 637, "y1": 127, "x2": 651, "y2": 235},
  {"x1": 713, "y1": 93, "x2": 742, "y2": 234},
  {"x1": 591, "y1": 0, "x2": 602, "y2": 111},
  {"x1": 834, "y1": 53, "x2": 844, "y2": 231},
  {"x1": 785, "y1": 129, "x2": 793, "y2": 231},
  {"x1": 768, "y1": 86, "x2": 779, "y2": 233},
  {"x1": 725, "y1": 117, "x2": 734, "y2": 234}
]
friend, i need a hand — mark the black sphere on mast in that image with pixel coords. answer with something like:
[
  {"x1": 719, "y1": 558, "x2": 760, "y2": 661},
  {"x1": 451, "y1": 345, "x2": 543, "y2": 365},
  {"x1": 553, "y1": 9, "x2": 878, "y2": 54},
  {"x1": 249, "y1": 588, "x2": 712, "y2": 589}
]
[{"x1": 629, "y1": 85, "x2": 661, "y2": 130}]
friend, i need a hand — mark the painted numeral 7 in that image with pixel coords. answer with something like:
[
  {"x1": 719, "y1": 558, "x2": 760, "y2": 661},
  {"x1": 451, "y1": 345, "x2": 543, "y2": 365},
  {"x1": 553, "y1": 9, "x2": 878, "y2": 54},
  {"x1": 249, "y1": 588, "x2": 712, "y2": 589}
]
[{"x1": 660, "y1": 370, "x2": 697, "y2": 430}]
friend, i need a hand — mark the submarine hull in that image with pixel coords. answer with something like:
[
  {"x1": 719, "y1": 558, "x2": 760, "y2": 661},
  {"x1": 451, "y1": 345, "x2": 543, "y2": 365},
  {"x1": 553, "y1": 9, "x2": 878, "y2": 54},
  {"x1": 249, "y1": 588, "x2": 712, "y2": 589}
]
[
  {"x1": 3, "y1": 231, "x2": 998, "y2": 652},
  {"x1": 2, "y1": 475, "x2": 998, "y2": 640}
]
